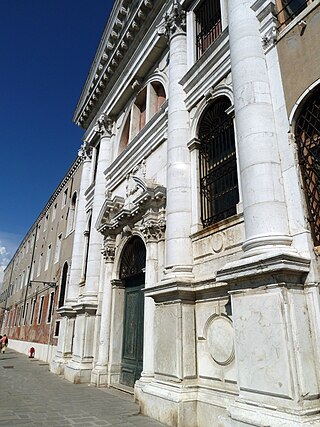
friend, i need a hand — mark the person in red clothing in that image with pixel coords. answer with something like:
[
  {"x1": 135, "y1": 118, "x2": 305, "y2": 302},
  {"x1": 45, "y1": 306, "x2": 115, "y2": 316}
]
[{"x1": 1, "y1": 334, "x2": 8, "y2": 353}]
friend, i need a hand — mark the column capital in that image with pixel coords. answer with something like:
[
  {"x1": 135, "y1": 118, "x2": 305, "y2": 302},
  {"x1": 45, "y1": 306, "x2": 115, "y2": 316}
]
[
  {"x1": 94, "y1": 113, "x2": 114, "y2": 138},
  {"x1": 78, "y1": 142, "x2": 92, "y2": 161},
  {"x1": 101, "y1": 236, "x2": 116, "y2": 263},
  {"x1": 160, "y1": 0, "x2": 186, "y2": 39},
  {"x1": 140, "y1": 209, "x2": 166, "y2": 243}
]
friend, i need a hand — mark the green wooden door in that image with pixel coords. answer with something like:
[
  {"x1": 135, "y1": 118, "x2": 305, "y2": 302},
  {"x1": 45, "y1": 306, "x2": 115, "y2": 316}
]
[{"x1": 120, "y1": 274, "x2": 144, "y2": 387}]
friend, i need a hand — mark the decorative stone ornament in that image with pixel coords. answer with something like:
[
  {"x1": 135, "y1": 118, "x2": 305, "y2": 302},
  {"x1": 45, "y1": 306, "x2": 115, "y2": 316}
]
[
  {"x1": 160, "y1": 0, "x2": 186, "y2": 39},
  {"x1": 101, "y1": 236, "x2": 116, "y2": 263},
  {"x1": 204, "y1": 315, "x2": 235, "y2": 366},
  {"x1": 140, "y1": 209, "x2": 166, "y2": 243},
  {"x1": 77, "y1": 142, "x2": 92, "y2": 160},
  {"x1": 94, "y1": 114, "x2": 113, "y2": 138}
]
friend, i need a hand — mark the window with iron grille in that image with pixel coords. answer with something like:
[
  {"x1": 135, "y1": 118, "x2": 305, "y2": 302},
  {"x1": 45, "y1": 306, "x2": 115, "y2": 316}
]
[
  {"x1": 199, "y1": 98, "x2": 239, "y2": 227},
  {"x1": 276, "y1": 0, "x2": 313, "y2": 31},
  {"x1": 295, "y1": 87, "x2": 320, "y2": 247},
  {"x1": 195, "y1": 0, "x2": 222, "y2": 59}
]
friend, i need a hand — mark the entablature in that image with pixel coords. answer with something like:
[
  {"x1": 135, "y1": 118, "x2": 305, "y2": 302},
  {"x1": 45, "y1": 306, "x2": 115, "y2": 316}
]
[{"x1": 74, "y1": 0, "x2": 168, "y2": 130}]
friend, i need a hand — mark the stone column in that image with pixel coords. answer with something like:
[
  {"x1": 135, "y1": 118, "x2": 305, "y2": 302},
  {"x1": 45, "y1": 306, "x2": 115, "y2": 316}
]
[
  {"x1": 50, "y1": 145, "x2": 91, "y2": 375},
  {"x1": 163, "y1": 1, "x2": 193, "y2": 279},
  {"x1": 82, "y1": 115, "x2": 114, "y2": 303},
  {"x1": 228, "y1": 0, "x2": 291, "y2": 255},
  {"x1": 216, "y1": 3, "x2": 320, "y2": 426},
  {"x1": 91, "y1": 236, "x2": 115, "y2": 387},
  {"x1": 64, "y1": 115, "x2": 114, "y2": 384},
  {"x1": 66, "y1": 145, "x2": 91, "y2": 305}
]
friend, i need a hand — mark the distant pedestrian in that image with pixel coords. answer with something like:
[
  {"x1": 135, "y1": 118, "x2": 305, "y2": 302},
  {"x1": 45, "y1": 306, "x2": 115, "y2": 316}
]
[{"x1": 1, "y1": 334, "x2": 8, "y2": 353}]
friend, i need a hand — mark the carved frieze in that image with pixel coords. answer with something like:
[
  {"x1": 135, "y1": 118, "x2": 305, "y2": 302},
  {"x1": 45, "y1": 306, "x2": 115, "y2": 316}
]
[{"x1": 96, "y1": 162, "x2": 166, "y2": 238}]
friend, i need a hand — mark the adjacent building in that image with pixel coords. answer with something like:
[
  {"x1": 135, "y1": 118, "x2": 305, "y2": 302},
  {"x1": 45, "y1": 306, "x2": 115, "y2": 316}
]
[
  {"x1": 2, "y1": 0, "x2": 320, "y2": 426},
  {"x1": 0, "y1": 158, "x2": 82, "y2": 361}
]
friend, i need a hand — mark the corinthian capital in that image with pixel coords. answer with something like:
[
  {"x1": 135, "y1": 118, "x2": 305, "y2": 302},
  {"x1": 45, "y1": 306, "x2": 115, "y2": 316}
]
[
  {"x1": 164, "y1": 0, "x2": 186, "y2": 38},
  {"x1": 140, "y1": 209, "x2": 166, "y2": 243},
  {"x1": 78, "y1": 142, "x2": 92, "y2": 160},
  {"x1": 94, "y1": 113, "x2": 113, "y2": 138},
  {"x1": 101, "y1": 236, "x2": 116, "y2": 263}
]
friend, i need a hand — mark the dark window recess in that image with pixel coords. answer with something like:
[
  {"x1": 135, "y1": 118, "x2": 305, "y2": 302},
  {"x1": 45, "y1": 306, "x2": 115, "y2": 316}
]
[
  {"x1": 195, "y1": 0, "x2": 222, "y2": 59},
  {"x1": 199, "y1": 98, "x2": 239, "y2": 227},
  {"x1": 276, "y1": 0, "x2": 312, "y2": 31},
  {"x1": 54, "y1": 321, "x2": 60, "y2": 337},
  {"x1": 295, "y1": 88, "x2": 320, "y2": 246}
]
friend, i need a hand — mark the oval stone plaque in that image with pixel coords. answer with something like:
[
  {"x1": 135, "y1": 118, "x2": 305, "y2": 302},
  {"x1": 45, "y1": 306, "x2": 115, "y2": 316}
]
[{"x1": 206, "y1": 316, "x2": 234, "y2": 366}]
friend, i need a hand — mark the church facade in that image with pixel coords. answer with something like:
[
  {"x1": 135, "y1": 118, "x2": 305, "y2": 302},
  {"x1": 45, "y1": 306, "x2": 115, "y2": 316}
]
[{"x1": 2, "y1": 0, "x2": 320, "y2": 426}]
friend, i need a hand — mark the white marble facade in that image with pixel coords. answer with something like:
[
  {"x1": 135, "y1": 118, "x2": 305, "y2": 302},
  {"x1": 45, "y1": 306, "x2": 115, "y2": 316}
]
[{"x1": 51, "y1": 0, "x2": 320, "y2": 426}]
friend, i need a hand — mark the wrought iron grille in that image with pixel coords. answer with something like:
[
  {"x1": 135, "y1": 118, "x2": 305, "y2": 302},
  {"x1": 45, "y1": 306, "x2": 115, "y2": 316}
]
[
  {"x1": 296, "y1": 88, "x2": 320, "y2": 247},
  {"x1": 276, "y1": 0, "x2": 312, "y2": 31},
  {"x1": 199, "y1": 100, "x2": 239, "y2": 228},
  {"x1": 120, "y1": 237, "x2": 146, "y2": 279},
  {"x1": 195, "y1": 0, "x2": 222, "y2": 59}
]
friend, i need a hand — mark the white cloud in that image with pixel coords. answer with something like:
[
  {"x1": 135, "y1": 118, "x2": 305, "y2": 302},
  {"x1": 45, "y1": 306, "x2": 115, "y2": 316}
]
[{"x1": 0, "y1": 231, "x2": 23, "y2": 287}]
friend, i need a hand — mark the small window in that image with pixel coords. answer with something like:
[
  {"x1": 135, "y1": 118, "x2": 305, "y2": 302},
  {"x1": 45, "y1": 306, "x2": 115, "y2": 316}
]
[
  {"x1": 54, "y1": 234, "x2": 62, "y2": 264},
  {"x1": 276, "y1": 0, "x2": 313, "y2": 31},
  {"x1": 30, "y1": 298, "x2": 36, "y2": 325},
  {"x1": 54, "y1": 320, "x2": 60, "y2": 337},
  {"x1": 44, "y1": 214, "x2": 49, "y2": 232},
  {"x1": 62, "y1": 188, "x2": 68, "y2": 207},
  {"x1": 47, "y1": 292, "x2": 55, "y2": 323},
  {"x1": 67, "y1": 193, "x2": 77, "y2": 234},
  {"x1": 58, "y1": 262, "x2": 68, "y2": 308},
  {"x1": 45, "y1": 244, "x2": 52, "y2": 271},
  {"x1": 23, "y1": 302, "x2": 29, "y2": 325},
  {"x1": 195, "y1": 0, "x2": 222, "y2": 59},
  {"x1": 37, "y1": 253, "x2": 43, "y2": 276},
  {"x1": 37, "y1": 296, "x2": 45, "y2": 324},
  {"x1": 52, "y1": 203, "x2": 57, "y2": 222}
]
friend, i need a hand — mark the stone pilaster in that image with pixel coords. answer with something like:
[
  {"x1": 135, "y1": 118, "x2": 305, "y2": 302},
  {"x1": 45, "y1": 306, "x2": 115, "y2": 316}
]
[
  {"x1": 91, "y1": 236, "x2": 116, "y2": 387},
  {"x1": 138, "y1": 210, "x2": 165, "y2": 383}
]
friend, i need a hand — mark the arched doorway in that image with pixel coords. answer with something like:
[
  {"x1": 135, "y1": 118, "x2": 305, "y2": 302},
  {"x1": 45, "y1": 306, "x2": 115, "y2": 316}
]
[{"x1": 119, "y1": 236, "x2": 146, "y2": 387}]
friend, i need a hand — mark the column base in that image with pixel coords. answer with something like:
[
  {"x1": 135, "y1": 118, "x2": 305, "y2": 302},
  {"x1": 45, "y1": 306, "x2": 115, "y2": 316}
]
[
  {"x1": 50, "y1": 353, "x2": 72, "y2": 376},
  {"x1": 64, "y1": 357, "x2": 93, "y2": 384},
  {"x1": 136, "y1": 380, "x2": 198, "y2": 427},
  {"x1": 221, "y1": 400, "x2": 320, "y2": 427},
  {"x1": 91, "y1": 365, "x2": 108, "y2": 387}
]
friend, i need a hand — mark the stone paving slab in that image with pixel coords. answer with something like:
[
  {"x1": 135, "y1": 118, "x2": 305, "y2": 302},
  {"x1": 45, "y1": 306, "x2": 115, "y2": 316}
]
[{"x1": 0, "y1": 350, "x2": 165, "y2": 427}]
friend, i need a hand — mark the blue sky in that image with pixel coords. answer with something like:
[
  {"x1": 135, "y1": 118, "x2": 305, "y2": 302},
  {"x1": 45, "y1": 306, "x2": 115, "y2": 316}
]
[{"x1": 0, "y1": 1, "x2": 113, "y2": 279}]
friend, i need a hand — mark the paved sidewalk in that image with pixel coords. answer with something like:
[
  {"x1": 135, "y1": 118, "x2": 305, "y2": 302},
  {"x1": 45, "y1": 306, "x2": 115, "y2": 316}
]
[{"x1": 0, "y1": 349, "x2": 165, "y2": 427}]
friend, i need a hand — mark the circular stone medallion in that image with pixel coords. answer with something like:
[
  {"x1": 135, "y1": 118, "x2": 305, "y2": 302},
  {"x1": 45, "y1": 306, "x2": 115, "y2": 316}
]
[{"x1": 206, "y1": 316, "x2": 234, "y2": 366}]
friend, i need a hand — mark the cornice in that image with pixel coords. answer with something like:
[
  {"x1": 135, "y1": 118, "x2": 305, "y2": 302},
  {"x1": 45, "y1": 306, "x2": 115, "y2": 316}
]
[
  {"x1": 4, "y1": 156, "x2": 83, "y2": 270},
  {"x1": 74, "y1": 0, "x2": 163, "y2": 129}
]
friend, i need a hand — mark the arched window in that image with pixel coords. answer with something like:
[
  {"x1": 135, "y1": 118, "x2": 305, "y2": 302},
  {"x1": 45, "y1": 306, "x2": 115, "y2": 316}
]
[
  {"x1": 295, "y1": 87, "x2": 320, "y2": 246},
  {"x1": 199, "y1": 97, "x2": 239, "y2": 227},
  {"x1": 118, "y1": 81, "x2": 166, "y2": 154},
  {"x1": 58, "y1": 262, "x2": 68, "y2": 308}
]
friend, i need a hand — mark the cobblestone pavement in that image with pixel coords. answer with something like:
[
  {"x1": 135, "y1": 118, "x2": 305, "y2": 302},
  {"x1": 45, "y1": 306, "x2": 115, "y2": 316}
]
[{"x1": 0, "y1": 349, "x2": 165, "y2": 427}]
